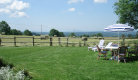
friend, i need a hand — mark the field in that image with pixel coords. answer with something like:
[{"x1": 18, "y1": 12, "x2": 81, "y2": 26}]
[
  {"x1": 0, "y1": 35, "x2": 138, "y2": 47},
  {"x1": 0, "y1": 46, "x2": 138, "y2": 80},
  {"x1": 0, "y1": 35, "x2": 138, "y2": 80}
]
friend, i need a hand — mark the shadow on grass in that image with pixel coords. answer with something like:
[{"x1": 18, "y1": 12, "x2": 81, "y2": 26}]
[
  {"x1": 126, "y1": 57, "x2": 138, "y2": 63},
  {"x1": 0, "y1": 45, "x2": 5, "y2": 47}
]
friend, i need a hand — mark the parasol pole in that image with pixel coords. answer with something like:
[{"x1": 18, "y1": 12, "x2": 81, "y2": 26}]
[{"x1": 118, "y1": 30, "x2": 119, "y2": 47}]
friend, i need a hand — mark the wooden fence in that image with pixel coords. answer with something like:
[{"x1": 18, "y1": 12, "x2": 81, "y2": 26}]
[{"x1": 0, "y1": 36, "x2": 137, "y2": 47}]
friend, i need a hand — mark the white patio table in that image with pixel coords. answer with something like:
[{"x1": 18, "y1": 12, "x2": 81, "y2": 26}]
[{"x1": 104, "y1": 46, "x2": 131, "y2": 60}]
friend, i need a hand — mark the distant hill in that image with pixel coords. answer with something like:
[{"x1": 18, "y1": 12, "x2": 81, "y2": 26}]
[{"x1": 32, "y1": 31, "x2": 137, "y2": 37}]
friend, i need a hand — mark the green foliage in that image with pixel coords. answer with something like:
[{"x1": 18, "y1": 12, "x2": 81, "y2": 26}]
[
  {"x1": 91, "y1": 34, "x2": 96, "y2": 37},
  {"x1": 135, "y1": 31, "x2": 138, "y2": 38},
  {"x1": 10, "y1": 29, "x2": 22, "y2": 35},
  {"x1": 121, "y1": 34, "x2": 125, "y2": 38},
  {"x1": 0, "y1": 21, "x2": 11, "y2": 35},
  {"x1": 68, "y1": 32, "x2": 76, "y2": 37},
  {"x1": 97, "y1": 33, "x2": 103, "y2": 37},
  {"x1": 49, "y1": 29, "x2": 65, "y2": 37},
  {"x1": 128, "y1": 34, "x2": 132, "y2": 38},
  {"x1": 23, "y1": 29, "x2": 32, "y2": 36},
  {"x1": 114, "y1": 0, "x2": 138, "y2": 29},
  {"x1": 49, "y1": 29, "x2": 59, "y2": 36},
  {"x1": 59, "y1": 32, "x2": 65, "y2": 37}
]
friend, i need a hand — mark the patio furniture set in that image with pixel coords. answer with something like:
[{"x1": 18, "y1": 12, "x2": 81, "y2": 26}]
[{"x1": 88, "y1": 40, "x2": 138, "y2": 63}]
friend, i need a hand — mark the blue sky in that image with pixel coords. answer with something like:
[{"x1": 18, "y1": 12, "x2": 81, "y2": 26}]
[{"x1": 0, "y1": 0, "x2": 119, "y2": 32}]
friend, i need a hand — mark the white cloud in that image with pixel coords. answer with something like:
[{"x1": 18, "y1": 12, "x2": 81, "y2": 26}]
[
  {"x1": 0, "y1": 0, "x2": 14, "y2": 4},
  {"x1": 69, "y1": 8, "x2": 75, "y2": 11},
  {"x1": 0, "y1": 9, "x2": 10, "y2": 14},
  {"x1": 78, "y1": 12, "x2": 83, "y2": 14},
  {"x1": 0, "y1": 0, "x2": 30, "y2": 17},
  {"x1": 94, "y1": 0, "x2": 107, "y2": 3},
  {"x1": 6, "y1": 0, "x2": 30, "y2": 11},
  {"x1": 9, "y1": 11, "x2": 29, "y2": 17},
  {"x1": 68, "y1": 0, "x2": 84, "y2": 4}
]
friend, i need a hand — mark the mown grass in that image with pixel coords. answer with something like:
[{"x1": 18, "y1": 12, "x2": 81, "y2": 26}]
[{"x1": 0, "y1": 46, "x2": 138, "y2": 80}]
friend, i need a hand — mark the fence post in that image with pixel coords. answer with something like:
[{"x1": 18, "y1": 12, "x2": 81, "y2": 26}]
[
  {"x1": 67, "y1": 38, "x2": 68, "y2": 47},
  {"x1": 123, "y1": 38, "x2": 125, "y2": 45},
  {"x1": 33, "y1": 36, "x2": 34, "y2": 46},
  {"x1": 14, "y1": 36, "x2": 16, "y2": 46},
  {"x1": 84, "y1": 40, "x2": 85, "y2": 46},
  {"x1": 58, "y1": 37, "x2": 60, "y2": 46},
  {"x1": 50, "y1": 37, "x2": 52, "y2": 46}
]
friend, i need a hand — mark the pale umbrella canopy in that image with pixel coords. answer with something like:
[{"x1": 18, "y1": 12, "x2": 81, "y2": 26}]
[{"x1": 104, "y1": 24, "x2": 134, "y2": 46}]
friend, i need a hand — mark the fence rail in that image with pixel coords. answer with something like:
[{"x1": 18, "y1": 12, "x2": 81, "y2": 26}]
[{"x1": 0, "y1": 36, "x2": 138, "y2": 47}]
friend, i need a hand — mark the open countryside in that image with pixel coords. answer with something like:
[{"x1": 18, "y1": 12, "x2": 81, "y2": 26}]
[{"x1": 0, "y1": 0, "x2": 138, "y2": 80}]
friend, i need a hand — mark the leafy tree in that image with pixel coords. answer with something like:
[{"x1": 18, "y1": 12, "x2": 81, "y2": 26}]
[
  {"x1": 23, "y1": 29, "x2": 32, "y2": 36},
  {"x1": 17, "y1": 30, "x2": 22, "y2": 35},
  {"x1": 91, "y1": 34, "x2": 96, "y2": 37},
  {"x1": 97, "y1": 33, "x2": 103, "y2": 37},
  {"x1": 128, "y1": 34, "x2": 132, "y2": 38},
  {"x1": 10, "y1": 29, "x2": 18, "y2": 35},
  {"x1": 49, "y1": 29, "x2": 59, "y2": 36},
  {"x1": 68, "y1": 32, "x2": 76, "y2": 37},
  {"x1": 82, "y1": 34, "x2": 86, "y2": 37},
  {"x1": 135, "y1": 31, "x2": 138, "y2": 38},
  {"x1": 86, "y1": 35, "x2": 89, "y2": 37},
  {"x1": 0, "y1": 21, "x2": 11, "y2": 35},
  {"x1": 59, "y1": 32, "x2": 65, "y2": 37},
  {"x1": 49, "y1": 29, "x2": 65, "y2": 37},
  {"x1": 114, "y1": 0, "x2": 138, "y2": 29},
  {"x1": 80, "y1": 35, "x2": 82, "y2": 38},
  {"x1": 122, "y1": 34, "x2": 125, "y2": 38}
]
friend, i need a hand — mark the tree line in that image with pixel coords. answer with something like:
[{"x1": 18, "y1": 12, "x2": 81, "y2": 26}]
[{"x1": 0, "y1": 21, "x2": 32, "y2": 36}]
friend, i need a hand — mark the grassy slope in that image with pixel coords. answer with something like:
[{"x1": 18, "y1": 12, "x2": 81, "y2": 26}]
[{"x1": 0, "y1": 46, "x2": 138, "y2": 80}]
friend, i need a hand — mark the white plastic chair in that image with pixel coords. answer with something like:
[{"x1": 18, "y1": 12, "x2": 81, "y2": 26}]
[{"x1": 88, "y1": 40, "x2": 105, "y2": 52}]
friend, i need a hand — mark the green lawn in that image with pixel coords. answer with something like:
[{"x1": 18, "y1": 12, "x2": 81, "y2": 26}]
[{"x1": 0, "y1": 46, "x2": 138, "y2": 80}]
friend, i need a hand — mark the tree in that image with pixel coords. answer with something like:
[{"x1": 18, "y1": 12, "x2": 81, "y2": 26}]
[
  {"x1": 23, "y1": 29, "x2": 32, "y2": 36},
  {"x1": 128, "y1": 34, "x2": 132, "y2": 38},
  {"x1": 0, "y1": 21, "x2": 11, "y2": 35},
  {"x1": 10, "y1": 29, "x2": 18, "y2": 35},
  {"x1": 114, "y1": 0, "x2": 138, "y2": 29},
  {"x1": 135, "y1": 31, "x2": 138, "y2": 38},
  {"x1": 17, "y1": 30, "x2": 22, "y2": 35},
  {"x1": 10, "y1": 29, "x2": 22, "y2": 35},
  {"x1": 49, "y1": 29, "x2": 59, "y2": 36},
  {"x1": 59, "y1": 32, "x2": 65, "y2": 37},
  {"x1": 122, "y1": 34, "x2": 125, "y2": 38},
  {"x1": 97, "y1": 33, "x2": 103, "y2": 37},
  {"x1": 91, "y1": 34, "x2": 96, "y2": 37},
  {"x1": 49, "y1": 29, "x2": 65, "y2": 37},
  {"x1": 68, "y1": 33, "x2": 76, "y2": 37}
]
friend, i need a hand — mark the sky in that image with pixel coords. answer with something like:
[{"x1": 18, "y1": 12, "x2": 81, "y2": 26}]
[{"x1": 0, "y1": 0, "x2": 119, "y2": 32}]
